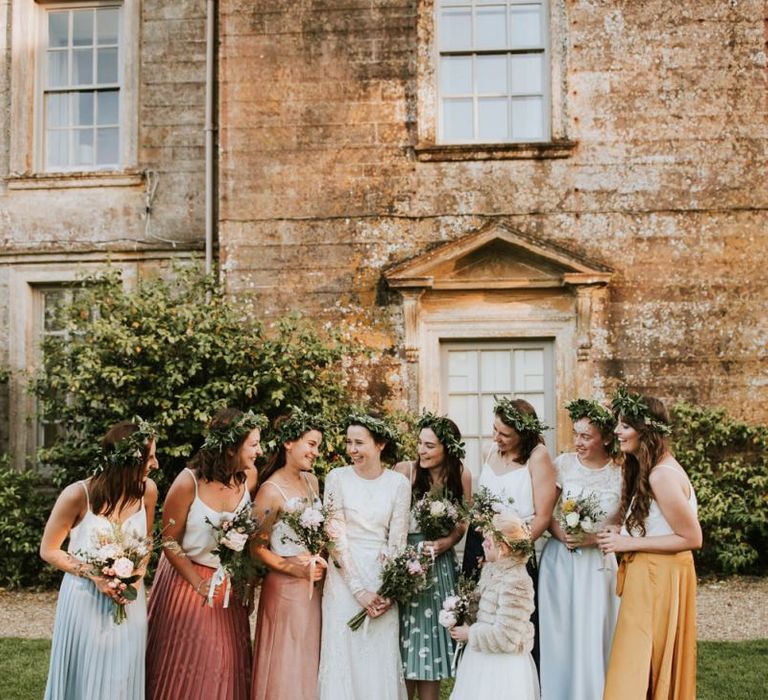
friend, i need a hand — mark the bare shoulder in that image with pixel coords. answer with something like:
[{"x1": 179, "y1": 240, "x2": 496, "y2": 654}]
[
  {"x1": 165, "y1": 468, "x2": 195, "y2": 501},
  {"x1": 144, "y1": 477, "x2": 159, "y2": 505},
  {"x1": 57, "y1": 481, "x2": 88, "y2": 510},
  {"x1": 529, "y1": 443, "x2": 554, "y2": 470},
  {"x1": 305, "y1": 472, "x2": 321, "y2": 492},
  {"x1": 393, "y1": 461, "x2": 414, "y2": 478}
]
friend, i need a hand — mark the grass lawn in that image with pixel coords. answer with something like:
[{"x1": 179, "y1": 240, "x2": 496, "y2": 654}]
[{"x1": 1, "y1": 638, "x2": 765, "y2": 699}]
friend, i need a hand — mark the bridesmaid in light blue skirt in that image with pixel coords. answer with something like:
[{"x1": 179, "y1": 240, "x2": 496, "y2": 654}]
[{"x1": 40, "y1": 420, "x2": 159, "y2": 700}]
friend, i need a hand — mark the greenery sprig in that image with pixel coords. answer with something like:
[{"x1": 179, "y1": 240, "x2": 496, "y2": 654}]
[
  {"x1": 564, "y1": 398, "x2": 616, "y2": 434},
  {"x1": 493, "y1": 396, "x2": 549, "y2": 435},
  {"x1": 344, "y1": 411, "x2": 401, "y2": 450},
  {"x1": 201, "y1": 410, "x2": 268, "y2": 452},
  {"x1": 416, "y1": 411, "x2": 466, "y2": 460},
  {"x1": 611, "y1": 387, "x2": 671, "y2": 436},
  {"x1": 95, "y1": 416, "x2": 156, "y2": 475}
]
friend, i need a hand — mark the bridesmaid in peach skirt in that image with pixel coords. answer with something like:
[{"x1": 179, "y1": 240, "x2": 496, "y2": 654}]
[{"x1": 251, "y1": 411, "x2": 327, "y2": 700}]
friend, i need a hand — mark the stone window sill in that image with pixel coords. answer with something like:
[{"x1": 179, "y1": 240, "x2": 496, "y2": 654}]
[
  {"x1": 412, "y1": 140, "x2": 578, "y2": 162},
  {"x1": 5, "y1": 170, "x2": 145, "y2": 190}
]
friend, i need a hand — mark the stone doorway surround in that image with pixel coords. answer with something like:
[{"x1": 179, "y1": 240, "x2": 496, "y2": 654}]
[{"x1": 384, "y1": 222, "x2": 613, "y2": 451}]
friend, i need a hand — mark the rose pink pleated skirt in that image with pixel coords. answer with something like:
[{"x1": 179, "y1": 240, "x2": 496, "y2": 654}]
[
  {"x1": 146, "y1": 555, "x2": 252, "y2": 700},
  {"x1": 251, "y1": 558, "x2": 321, "y2": 700}
]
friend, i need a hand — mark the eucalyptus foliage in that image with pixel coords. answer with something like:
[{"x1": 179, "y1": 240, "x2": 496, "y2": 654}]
[{"x1": 33, "y1": 267, "x2": 356, "y2": 493}]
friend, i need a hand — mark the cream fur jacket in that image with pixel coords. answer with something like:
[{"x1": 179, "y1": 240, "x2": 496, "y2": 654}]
[{"x1": 468, "y1": 555, "x2": 535, "y2": 655}]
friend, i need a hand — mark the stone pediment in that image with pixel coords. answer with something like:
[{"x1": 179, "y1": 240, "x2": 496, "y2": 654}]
[{"x1": 385, "y1": 224, "x2": 612, "y2": 291}]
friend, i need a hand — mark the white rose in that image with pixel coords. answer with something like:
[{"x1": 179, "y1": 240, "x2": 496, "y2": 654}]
[
  {"x1": 438, "y1": 609, "x2": 457, "y2": 628},
  {"x1": 96, "y1": 543, "x2": 122, "y2": 561},
  {"x1": 221, "y1": 530, "x2": 248, "y2": 552},
  {"x1": 429, "y1": 501, "x2": 447, "y2": 517},
  {"x1": 581, "y1": 517, "x2": 596, "y2": 533},
  {"x1": 443, "y1": 595, "x2": 460, "y2": 611},
  {"x1": 299, "y1": 507, "x2": 324, "y2": 530},
  {"x1": 565, "y1": 512, "x2": 581, "y2": 529},
  {"x1": 491, "y1": 502, "x2": 504, "y2": 513},
  {"x1": 112, "y1": 557, "x2": 135, "y2": 579}
]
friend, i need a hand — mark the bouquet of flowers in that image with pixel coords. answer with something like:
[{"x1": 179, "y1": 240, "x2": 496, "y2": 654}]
[
  {"x1": 465, "y1": 486, "x2": 516, "y2": 532},
  {"x1": 557, "y1": 491, "x2": 605, "y2": 555},
  {"x1": 412, "y1": 490, "x2": 462, "y2": 542},
  {"x1": 438, "y1": 575, "x2": 480, "y2": 670},
  {"x1": 205, "y1": 504, "x2": 263, "y2": 607},
  {"x1": 75, "y1": 521, "x2": 153, "y2": 624},
  {"x1": 347, "y1": 544, "x2": 433, "y2": 631},
  {"x1": 278, "y1": 497, "x2": 336, "y2": 599}
]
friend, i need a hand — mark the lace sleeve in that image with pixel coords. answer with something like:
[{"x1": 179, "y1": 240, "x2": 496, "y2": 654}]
[
  {"x1": 324, "y1": 469, "x2": 367, "y2": 599},
  {"x1": 387, "y1": 472, "x2": 411, "y2": 554}
]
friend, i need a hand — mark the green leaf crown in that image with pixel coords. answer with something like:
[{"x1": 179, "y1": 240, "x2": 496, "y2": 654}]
[
  {"x1": 343, "y1": 411, "x2": 401, "y2": 450},
  {"x1": 201, "y1": 410, "x2": 269, "y2": 452},
  {"x1": 96, "y1": 416, "x2": 157, "y2": 474},
  {"x1": 416, "y1": 410, "x2": 466, "y2": 460},
  {"x1": 611, "y1": 387, "x2": 671, "y2": 436},
  {"x1": 274, "y1": 407, "x2": 327, "y2": 447},
  {"x1": 493, "y1": 396, "x2": 549, "y2": 435},
  {"x1": 564, "y1": 398, "x2": 616, "y2": 434}
]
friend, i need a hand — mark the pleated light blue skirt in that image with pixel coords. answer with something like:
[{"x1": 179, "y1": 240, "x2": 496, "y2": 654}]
[{"x1": 44, "y1": 572, "x2": 147, "y2": 700}]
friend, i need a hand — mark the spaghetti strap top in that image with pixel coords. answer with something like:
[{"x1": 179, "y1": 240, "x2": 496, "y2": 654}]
[
  {"x1": 180, "y1": 468, "x2": 251, "y2": 568},
  {"x1": 265, "y1": 474, "x2": 318, "y2": 557},
  {"x1": 477, "y1": 446, "x2": 535, "y2": 521}
]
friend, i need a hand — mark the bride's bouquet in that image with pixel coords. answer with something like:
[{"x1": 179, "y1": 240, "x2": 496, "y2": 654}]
[
  {"x1": 205, "y1": 504, "x2": 263, "y2": 607},
  {"x1": 75, "y1": 522, "x2": 153, "y2": 624},
  {"x1": 412, "y1": 490, "x2": 462, "y2": 541},
  {"x1": 347, "y1": 544, "x2": 433, "y2": 631},
  {"x1": 438, "y1": 575, "x2": 480, "y2": 670},
  {"x1": 278, "y1": 497, "x2": 336, "y2": 599},
  {"x1": 465, "y1": 486, "x2": 516, "y2": 532},
  {"x1": 557, "y1": 491, "x2": 605, "y2": 555}
]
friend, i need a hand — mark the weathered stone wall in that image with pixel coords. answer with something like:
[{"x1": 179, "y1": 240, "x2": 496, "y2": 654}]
[{"x1": 225, "y1": 1, "x2": 765, "y2": 423}]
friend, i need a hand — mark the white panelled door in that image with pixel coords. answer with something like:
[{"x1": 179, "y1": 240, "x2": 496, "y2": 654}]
[{"x1": 440, "y1": 340, "x2": 556, "y2": 478}]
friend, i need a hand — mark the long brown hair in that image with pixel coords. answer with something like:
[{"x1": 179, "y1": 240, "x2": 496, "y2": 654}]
[
  {"x1": 617, "y1": 396, "x2": 671, "y2": 536},
  {"x1": 496, "y1": 398, "x2": 545, "y2": 464},
  {"x1": 188, "y1": 408, "x2": 252, "y2": 486},
  {"x1": 90, "y1": 421, "x2": 152, "y2": 517},
  {"x1": 412, "y1": 418, "x2": 464, "y2": 502}
]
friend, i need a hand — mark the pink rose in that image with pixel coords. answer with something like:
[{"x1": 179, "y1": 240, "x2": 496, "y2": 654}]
[
  {"x1": 443, "y1": 595, "x2": 460, "y2": 611},
  {"x1": 112, "y1": 557, "x2": 135, "y2": 579},
  {"x1": 407, "y1": 559, "x2": 424, "y2": 576}
]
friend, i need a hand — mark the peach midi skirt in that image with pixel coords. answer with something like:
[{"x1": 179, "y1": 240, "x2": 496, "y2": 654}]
[
  {"x1": 603, "y1": 551, "x2": 697, "y2": 700},
  {"x1": 251, "y1": 557, "x2": 322, "y2": 700}
]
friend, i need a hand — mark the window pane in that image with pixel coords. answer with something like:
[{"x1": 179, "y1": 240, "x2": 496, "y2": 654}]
[
  {"x1": 97, "y1": 8, "x2": 119, "y2": 45},
  {"x1": 510, "y1": 5, "x2": 542, "y2": 47},
  {"x1": 511, "y1": 96, "x2": 544, "y2": 139},
  {"x1": 74, "y1": 129, "x2": 94, "y2": 166},
  {"x1": 46, "y1": 130, "x2": 68, "y2": 169},
  {"x1": 97, "y1": 91, "x2": 119, "y2": 125},
  {"x1": 47, "y1": 51, "x2": 69, "y2": 88},
  {"x1": 480, "y1": 350, "x2": 511, "y2": 392},
  {"x1": 475, "y1": 7, "x2": 506, "y2": 49},
  {"x1": 73, "y1": 92, "x2": 94, "y2": 126},
  {"x1": 48, "y1": 12, "x2": 69, "y2": 48},
  {"x1": 96, "y1": 127, "x2": 119, "y2": 165},
  {"x1": 448, "y1": 395, "x2": 479, "y2": 435},
  {"x1": 440, "y1": 56, "x2": 472, "y2": 95},
  {"x1": 97, "y1": 47, "x2": 118, "y2": 84},
  {"x1": 72, "y1": 10, "x2": 94, "y2": 47},
  {"x1": 46, "y1": 94, "x2": 69, "y2": 128},
  {"x1": 448, "y1": 350, "x2": 478, "y2": 392},
  {"x1": 478, "y1": 97, "x2": 508, "y2": 141},
  {"x1": 439, "y1": 9, "x2": 472, "y2": 51},
  {"x1": 443, "y1": 98, "x2": 474, "y2": 140},
  {"x1": 73, "y1": 48, "x2": 94, "y2": 85},
  {"x1": 43, "y1": 290, "x2": 68, "y2": 331},
  {"x1": 476, "y1": 54, "x2": 507, "y2": 94},
  {"x1": 510, "y1": 54, "x2": 543, "y2": 94}
]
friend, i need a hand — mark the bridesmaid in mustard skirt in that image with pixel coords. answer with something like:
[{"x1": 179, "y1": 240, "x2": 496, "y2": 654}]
[
  {"x1": 251, "y1": 409, "x2": 327, "y2": 700},
  {"x1": 597, "y1": 389, "x2": 702, "y2": 700}
]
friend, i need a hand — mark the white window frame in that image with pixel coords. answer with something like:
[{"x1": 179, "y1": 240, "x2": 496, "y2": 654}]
[
  {"x1": 9, "y1": 0, "x2": 139, "y2": 176},
  {"x1": 435, "y1": 0, "x2": 551, "y2": 144}
]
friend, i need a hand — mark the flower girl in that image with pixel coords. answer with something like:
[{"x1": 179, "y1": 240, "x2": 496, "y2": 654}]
[{"x1": 449, "y1": 511, "x2": 539, "y2": 700}]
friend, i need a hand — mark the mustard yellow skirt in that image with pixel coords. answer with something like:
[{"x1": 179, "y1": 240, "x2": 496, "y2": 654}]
[{"x1": 603, "y1": 551, "x2": 696, "y2": 700}]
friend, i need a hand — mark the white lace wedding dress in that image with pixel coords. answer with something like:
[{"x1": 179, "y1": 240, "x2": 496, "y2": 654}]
[{"x1": 317, "y1": 466, "x2": 411, "y2": 700}]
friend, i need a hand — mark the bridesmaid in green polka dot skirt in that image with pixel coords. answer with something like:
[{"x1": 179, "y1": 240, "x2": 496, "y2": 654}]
[{"x1": 395, "y1": 413, "x2": 472, "y2": 700}]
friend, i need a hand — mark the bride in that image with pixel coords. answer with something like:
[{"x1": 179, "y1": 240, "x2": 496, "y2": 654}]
[{"x1": 317, "y1": 412, "x2": 411, "y2": 700}]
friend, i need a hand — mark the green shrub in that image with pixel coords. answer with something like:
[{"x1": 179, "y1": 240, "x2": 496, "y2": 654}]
[
  {"x1": 0, "y1": 465, "x2": 60, "y2": 588},
  {"x1": 32, "y1": 266, "x2": 359, "y2": 493},
  {"x1": 672, "y1": 402, "x2": 768, "y2": 575}
]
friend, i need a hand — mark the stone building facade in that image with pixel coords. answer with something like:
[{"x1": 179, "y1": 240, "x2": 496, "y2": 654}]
[
  {"x1": 0, "y1": 0, "x2": 208, "y2": 468},
  {"x1": 218, "y1": 0, "x2": 767, "y2": 472}
]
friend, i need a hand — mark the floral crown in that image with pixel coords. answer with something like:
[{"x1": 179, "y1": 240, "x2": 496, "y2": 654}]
[
  {"x1": 486, "y1": 512, "x2": 534, "y2": 559},
  {"x1": 564, "y1": 398, "x2": 616, "y2": 434},
  {"x1": 417, "y1": 410, "x2": 466, "y2": 460},
  {"x1": 493, "y1": 396, "x2": 549, "y2": 436},
  {"x1": 201, "y1": 410, "x2": 269, "y2": 452},
  {"x1": 611, "y1": 387, "x2": 671, "y2": 436},
  {"x1": 274, "y1": 407, "x2": 327, "y2": 446},
  {"x1": 344, "y1": 411, "x2": 401, "y2": 450},
  {"x1": 95, "y1": 416, "x2": 156, "y2": 475}
]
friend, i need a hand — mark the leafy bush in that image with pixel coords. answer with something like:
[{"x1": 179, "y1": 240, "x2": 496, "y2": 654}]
[
  {"x1": 0, "y1": 464, "x2": 60, "y2": 588},
  {"x1": 672, "y1": 402, "x2": 768, "y2": 575},
  {"x1": 33, "y1": 266, "x2": 359, "y2": 493}
]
